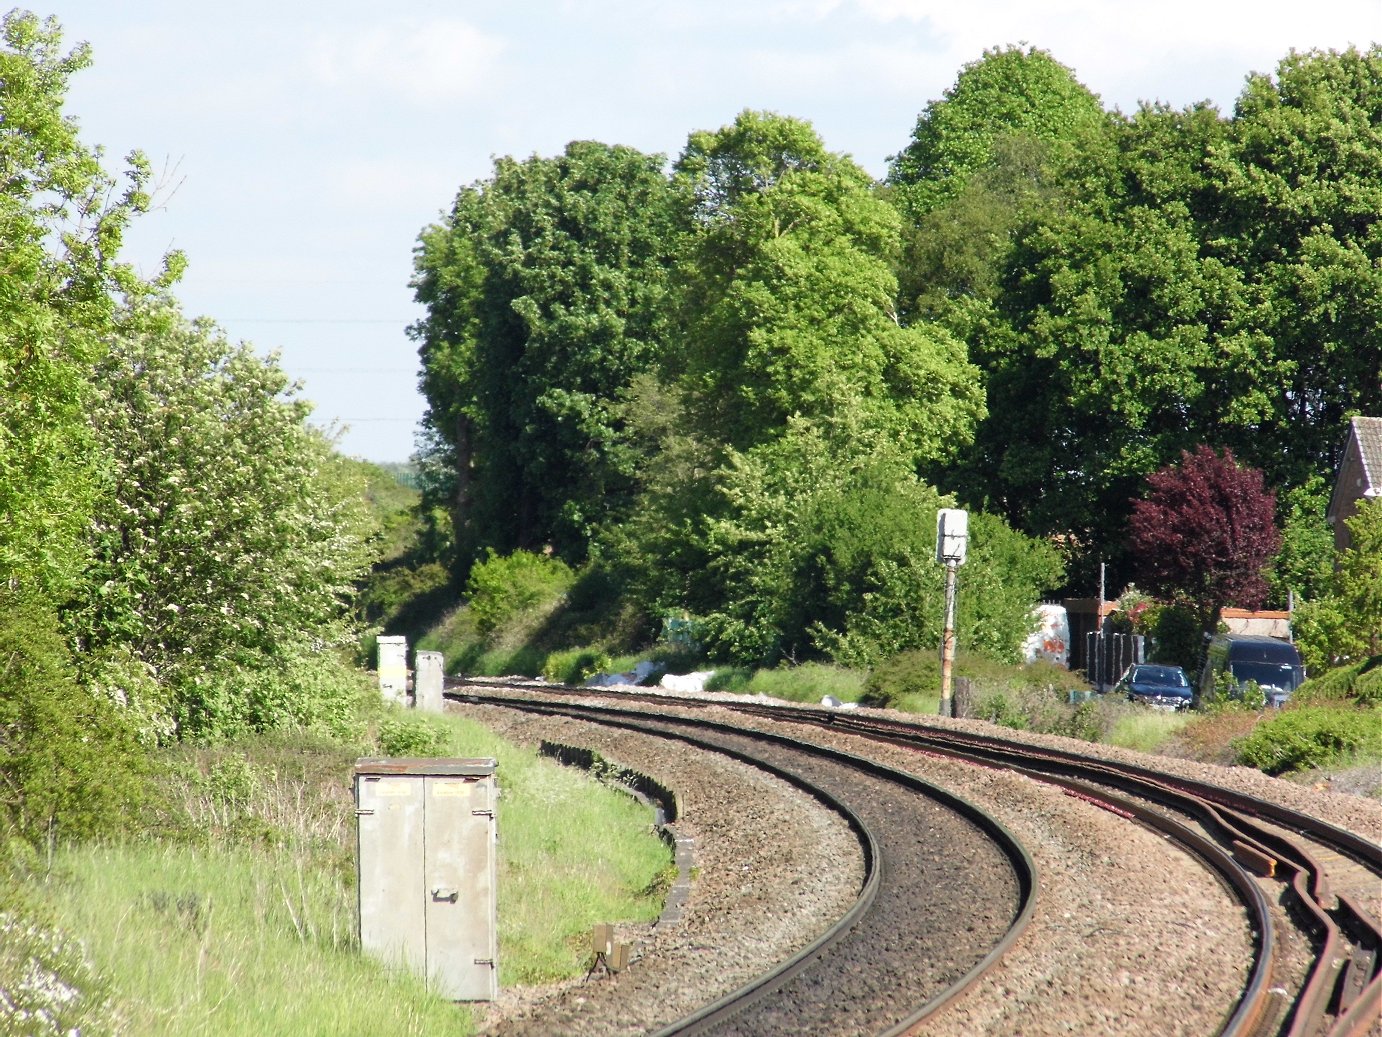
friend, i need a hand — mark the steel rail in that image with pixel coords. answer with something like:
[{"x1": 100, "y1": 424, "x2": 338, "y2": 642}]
[
  {"x1": 726, "y1": 704, "x2": 1382, "y2": 1037},
  {"x1": 451, "y1": 690, "x2": 1038, "y2": 1036}
]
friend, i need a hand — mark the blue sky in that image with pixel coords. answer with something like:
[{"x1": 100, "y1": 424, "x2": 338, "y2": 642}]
[{"x1": 49, "y1": 1, "x2": 1380, "y2": 462}]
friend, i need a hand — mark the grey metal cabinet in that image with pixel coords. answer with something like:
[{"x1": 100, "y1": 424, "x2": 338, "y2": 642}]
[{"x1": 354, "y1": 758, "x2": 498, "y2": 1000}]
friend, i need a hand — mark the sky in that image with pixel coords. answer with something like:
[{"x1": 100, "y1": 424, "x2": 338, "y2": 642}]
[{"x1": 46, "y1": 1, "x2": 1382, "y2": 463}]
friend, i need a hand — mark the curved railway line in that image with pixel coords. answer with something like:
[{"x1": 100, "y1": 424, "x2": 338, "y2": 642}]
[{"x1": 447, "y1": 680, "x2": 1382, "y2": 1037}]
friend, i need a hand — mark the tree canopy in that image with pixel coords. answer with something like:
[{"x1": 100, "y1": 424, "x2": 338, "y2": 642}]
[
  {"x1": 917, "y1": 46, "x2": 1381, "y2": 591},
  {"x1": 671, "y1": 110, "x2": 985, "y2": 467},
  {"x1": 887, "y1": 45, "x2": 1108, "y2": 219},
  {"x1": 1293, "y1": 499, "x2": 1382, "y2": 668},
  {"x1": 0, "y1": 12, "x2": 179, "y2": 594},
  {"x1": 411, "y1": 141, "x2": 683, "y2": 565}
]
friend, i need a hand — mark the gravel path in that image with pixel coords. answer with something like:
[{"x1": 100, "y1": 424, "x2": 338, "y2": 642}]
[{"x1": 456, "y1": 689, "x2": 1382, "y2": 1037}]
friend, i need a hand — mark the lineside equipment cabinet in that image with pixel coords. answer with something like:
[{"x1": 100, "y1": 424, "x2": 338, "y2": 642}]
[{"x1": 354, "y1": 757, "x2": 499, "y2": 1000}]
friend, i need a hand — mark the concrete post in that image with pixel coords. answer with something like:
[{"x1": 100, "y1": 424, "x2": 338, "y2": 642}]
[
  {"x1": 939, "y1": 560, "x2": 958, "y2": 718},
  {"x1": 415, "y1": 651, "x2": 444, "y2": 713},
  {"x1": 377, "y1": 635, "x2": 408, "y2": 704}
]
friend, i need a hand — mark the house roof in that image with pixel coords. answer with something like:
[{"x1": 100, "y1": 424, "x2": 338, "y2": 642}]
[
  {"x1": 1356, "y1": 416, "x2": 1382, "y2": 491},
  {"x1": 1328, "y1": 416, "x2": 1382, "y2": 521}
]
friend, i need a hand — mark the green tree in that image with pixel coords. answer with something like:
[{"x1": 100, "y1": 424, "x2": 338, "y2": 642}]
[
  {"x1": 1293, "y1": 498, "x2": 1382, "y2": 667},
  {"x1": 0, "y1": 588, "x2": 147, "y2": 853},
  {"x1": 942, "y1": 48, "x2": 1380, "y2": 584},
  {"x1": 1268, "y1": 477, "x2": 1336, "y2": 607},
  {"x1": 955, "y1": 101, "x2": 1242, "y2": 580},
  {"x1": 411, "y1": 141, "x2": 683, "y2": 565},
  {"x1": 671, "y1": 110, "x2": 984, "y2": 467},
  {"x1": 0, "y1": 12, "x2": 177, "y2": 594},
  {"x1": 68, "y1": 302, "x2": 375, "y2": 740},
  {"x1": 887, "y1": 45, "x2": 1108, "y2": 220},
  {"x1": 635, "y1": 414, "x2": 1061, "y2": 668},
  {"x1": 1206, "y1": 47, "x2": 1382, "y2": 487}
]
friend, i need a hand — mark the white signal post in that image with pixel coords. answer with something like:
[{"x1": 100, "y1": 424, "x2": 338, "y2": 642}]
[{"x1": 935, "y1": 509, "x2": 968, "y2": 718}]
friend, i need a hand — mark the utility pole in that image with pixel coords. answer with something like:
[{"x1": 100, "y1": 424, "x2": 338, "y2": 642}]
[
  {"x1": 940, "y1": 558, "x2": 959, "y2": 717},
  {"x1": 936, "y1": 509, "x2": 969, "y2": 718}
]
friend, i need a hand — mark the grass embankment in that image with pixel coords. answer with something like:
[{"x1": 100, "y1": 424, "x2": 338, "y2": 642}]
[{"x1": 9, "y1": 712, "x2": 672, "y2": 1036}]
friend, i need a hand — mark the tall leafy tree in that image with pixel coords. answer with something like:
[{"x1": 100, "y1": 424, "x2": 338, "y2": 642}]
[
  {"x1": 887, "y1": 45, "x2": 1108, "y2": 220},
  {"x1": 671, "y1": 109, "x2": 984, "y2": 467},
  {"x1": 608, "y1": 113, "x2": 999, "y2": 664},
  {"x1": 0, "y1": 12, "x2": 176, "y2": 593},
  {"x1": 940, "y1": 47, "x2": 1379, "y2": 589},
  {"x1": 1205, "y1": 46, "x2": 1382, "y2": 487},
  {"x1": 69, "y1": 301, "x2": 375, "y2": 739},
  {"x1": 957, "y1": 101, "x2": 1242, "y2": 582},
  {"x1": 1128, "y1": 447, "x2": 1281, "y2": 648},
  {"x1": 411, "y1": 141, "x2": 683, "y2": 565}
]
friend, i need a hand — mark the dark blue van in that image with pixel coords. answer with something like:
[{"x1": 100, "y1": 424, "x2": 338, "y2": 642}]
[{"x1": 1196, "y1": 634, "x2": 1306, "y2": 709}]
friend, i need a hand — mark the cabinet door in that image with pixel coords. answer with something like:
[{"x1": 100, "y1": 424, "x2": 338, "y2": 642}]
[
  {"x1": 424, "y1": 775, "x2": 498, "y2": 999},
  {"x1": 356, "y1": 775, "x2": 426, "y2": 973}
]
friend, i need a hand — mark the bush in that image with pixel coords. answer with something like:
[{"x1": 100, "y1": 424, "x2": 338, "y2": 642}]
[
  {"x1": 0, "y1": 590, "x2": 151, "y2": 851},
  {"x1": 541, "y1": 649, "x2": 612, "y2": 685},
  {"x1": 1198, "y1": 670, "x2": 1266, "y2": 713},
  {"x1": 0, "y1": 907, "x2": 117, "y2": 1033},
  {"x1": 376, "y1": 713, "x2": 447, "y2": 757},
  {"x1": 972, "y1": 691, "x2": 1029, "y2": 730},
  {"x1": 465, "y1": 550, "x2": 575, "y2": 637},
  {"x1": 1233, "y1": 706, "x2": 1382, "y2": 775},
  {"x1": 1293, "y1": 656, "x2": 1382, "y2": 708},
  {"x1": 861, "y1": 651, "x2": 938, "y2": 708},
  {"x1": 177, "y1": 648, "x2": 375, "y2": 743}
]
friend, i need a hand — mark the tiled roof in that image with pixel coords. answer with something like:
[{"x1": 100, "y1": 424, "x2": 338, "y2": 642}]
[{"x1": 1357, "y1": 416, "x2": 1382, "y2": 491}]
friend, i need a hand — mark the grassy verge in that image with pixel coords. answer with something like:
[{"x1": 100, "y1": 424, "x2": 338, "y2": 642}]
[
  {"x1": 38, "y1": 842, "x2": 462, "y2": 1036},
  {"x1": 9, "y1": 711, "x2": 672, "y2": 1036},
  {"x1": 1105, "y1": 708, "x2": 1194, "y2": 753}
]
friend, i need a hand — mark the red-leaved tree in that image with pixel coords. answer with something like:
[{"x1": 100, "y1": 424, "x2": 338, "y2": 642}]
[{"x1": 1128, "y1": 446, "x2": 1281, "y2": 648}]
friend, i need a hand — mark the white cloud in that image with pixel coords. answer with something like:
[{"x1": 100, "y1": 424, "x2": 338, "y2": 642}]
[
  {"x1": 742, "y1": 0, "x2": 1378, "y2": 115},
  {"x1": 306, "y1": 18, "x2": 506, "y2": 104}
]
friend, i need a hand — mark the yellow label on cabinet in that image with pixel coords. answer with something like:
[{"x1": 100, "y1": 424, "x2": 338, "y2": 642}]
[{"x1": 432, "y1": 782, "x2": 472, "y2": 797}]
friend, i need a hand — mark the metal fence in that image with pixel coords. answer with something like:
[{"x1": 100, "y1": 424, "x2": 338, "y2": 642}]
[{"x1": 1084, "y1": 632, "x2": 1145, "y2": 692}]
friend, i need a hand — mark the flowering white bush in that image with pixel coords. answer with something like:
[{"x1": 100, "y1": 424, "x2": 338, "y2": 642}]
[
  {"x1": 0, "y1": 912, "x2": 114, "y2": 1035},
  {"x1": 68, "y1": 301, "x2": 376, "y2": 740}
]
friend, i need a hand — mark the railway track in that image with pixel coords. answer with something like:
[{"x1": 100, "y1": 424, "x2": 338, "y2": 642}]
[
  {"x1": 730, "y1": 704, "x2": 1382, "y2": 1037},
  {"x1": 461, "y1": 690, "x2": 1035, "y2": 1036},
  {"x1": 448, "y1": 682, "x2": 1381, "y2": 1037}
]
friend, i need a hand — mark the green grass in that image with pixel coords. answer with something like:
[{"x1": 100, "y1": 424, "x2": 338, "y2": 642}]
[
  {"x1": 1106, "y1": 708, "x2": 1194, "y2": 753},
  {"x1": 747, "y1": 662, "x2": 867, "y2": 703},
  {"x1": 12, "y1": 712, "x2": 672, "y2": 1036},
  {"x1": 39, "y1": 843, "x2": 465, "y2": 1037},
  {"x1": 705, "y1": 662, "x2": 867, "y2": 704},
  {"x1": 427, "y1": 714, "x2": 675, "y2": 984}
]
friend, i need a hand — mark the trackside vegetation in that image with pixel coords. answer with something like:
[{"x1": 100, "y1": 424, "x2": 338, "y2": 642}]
[{"x1": 8, "y1": 713, "x2": 672, "y2": 1035}]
